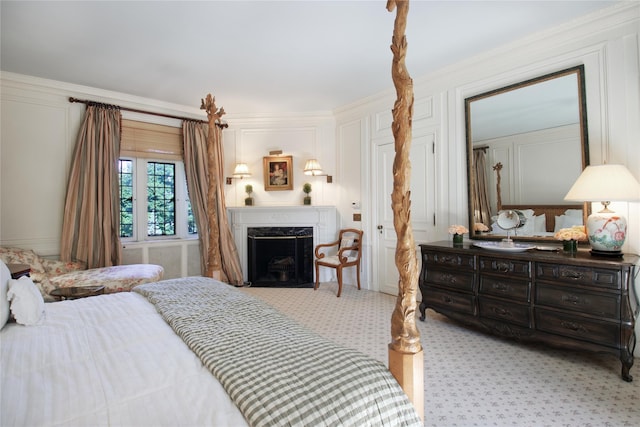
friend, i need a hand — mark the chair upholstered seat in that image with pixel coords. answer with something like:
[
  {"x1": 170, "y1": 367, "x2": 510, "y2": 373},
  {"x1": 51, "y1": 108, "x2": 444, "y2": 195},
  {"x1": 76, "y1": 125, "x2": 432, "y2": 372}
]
[
  {"x1": 314, "y1": 228, "x2": 363, "y2": 297},
  {"x1": 321, "y1": 255, "x2": 358, "y2": 265}
]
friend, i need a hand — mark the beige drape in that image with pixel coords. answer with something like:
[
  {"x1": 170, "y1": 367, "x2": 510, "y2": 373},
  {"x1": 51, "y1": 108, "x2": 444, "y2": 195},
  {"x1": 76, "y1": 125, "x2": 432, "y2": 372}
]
[
  {"x1": 60, "y1": 105, "x2": 122, "y2": 268},
  {"x1": 473, "y1": 148, "x2": 492, "y2": 226},
  {"x1": 182, "y1": 121, "x2": 243, "y2": 284}
]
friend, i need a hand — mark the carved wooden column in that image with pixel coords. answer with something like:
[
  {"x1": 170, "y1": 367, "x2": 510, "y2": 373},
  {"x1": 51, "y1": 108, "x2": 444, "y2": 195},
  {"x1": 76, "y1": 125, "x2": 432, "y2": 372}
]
[
  {"x1": 386, "y1": 0, "x2": 424, "y2": 421},
  {"x1": 493, "y1": 162, "x2": 503, "y2": 211},
  {"x1": 200, "y1": 94, "x2": 225, "y2": 280}
]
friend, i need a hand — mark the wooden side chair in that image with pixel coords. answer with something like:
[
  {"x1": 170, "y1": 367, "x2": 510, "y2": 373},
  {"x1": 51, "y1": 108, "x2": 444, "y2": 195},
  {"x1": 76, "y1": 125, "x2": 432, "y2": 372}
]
[{"x1": 314, "y1": 228, "x2": 363, "y2": 297}]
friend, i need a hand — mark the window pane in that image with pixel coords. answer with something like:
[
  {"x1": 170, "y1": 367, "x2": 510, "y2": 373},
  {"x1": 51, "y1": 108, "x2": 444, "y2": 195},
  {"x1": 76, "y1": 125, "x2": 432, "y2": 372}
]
[
  {"x1": 147, "y1": 161, "x2": 176, "y2": 236},
  {"x1": 187, "y1": 194, "x2": 197, "y2": 234},
  {"x1": 118, "y1": 159, "x2": 134, "y2": 238}
]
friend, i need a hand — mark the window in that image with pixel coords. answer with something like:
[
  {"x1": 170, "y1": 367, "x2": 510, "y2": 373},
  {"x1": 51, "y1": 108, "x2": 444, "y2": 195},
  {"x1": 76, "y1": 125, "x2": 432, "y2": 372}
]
[
  {"x1": 118, "y1": 158, "x2": 196, "y2": 241},
  {"x1": 119, "y1": 159, "x2": 134, "y2": 238},
  {"x1": 147, "y1": 161, "x2": 175, "y2": 236}
]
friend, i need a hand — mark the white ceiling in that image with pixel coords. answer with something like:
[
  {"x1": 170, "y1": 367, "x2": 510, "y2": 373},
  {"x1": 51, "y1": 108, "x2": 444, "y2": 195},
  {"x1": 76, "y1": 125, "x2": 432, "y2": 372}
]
[{"x1": 0, "y1": 0, "x2": 619, "y2": 115}]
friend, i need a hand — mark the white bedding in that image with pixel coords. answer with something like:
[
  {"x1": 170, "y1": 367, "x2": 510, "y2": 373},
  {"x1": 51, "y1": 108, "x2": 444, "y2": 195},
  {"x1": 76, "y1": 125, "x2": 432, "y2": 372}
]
[{"x1": 0, "y1": 292, "x2": 248, "y2": 427}]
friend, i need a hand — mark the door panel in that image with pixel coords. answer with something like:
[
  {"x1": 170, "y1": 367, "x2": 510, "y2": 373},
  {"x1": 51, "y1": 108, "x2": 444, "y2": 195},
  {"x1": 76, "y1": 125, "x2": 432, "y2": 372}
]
[{"x1": 375, "y1": 131, "x2": 436, "y2": 295}]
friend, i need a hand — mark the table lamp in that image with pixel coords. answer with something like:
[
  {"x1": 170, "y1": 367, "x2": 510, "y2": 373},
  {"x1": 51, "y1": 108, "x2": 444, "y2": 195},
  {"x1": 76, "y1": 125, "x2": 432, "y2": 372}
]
[{"x1": 564, "y1": 164, "x2": 640, "y2": 256}]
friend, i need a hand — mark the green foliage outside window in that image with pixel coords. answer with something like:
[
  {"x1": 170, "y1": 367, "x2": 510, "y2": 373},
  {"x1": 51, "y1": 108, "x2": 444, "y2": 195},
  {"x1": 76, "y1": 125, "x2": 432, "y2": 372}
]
[
  {"x1": 147, "y1": 162, "x2": 175, "y2": 236},
  {"x1": 119, "y1": 159, "x2": 134, "y2": 238}
]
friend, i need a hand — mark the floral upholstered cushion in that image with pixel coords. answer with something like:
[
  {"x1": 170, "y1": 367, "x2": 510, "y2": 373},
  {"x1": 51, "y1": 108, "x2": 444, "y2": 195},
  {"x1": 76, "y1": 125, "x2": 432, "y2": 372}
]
[
  {"x1": 0, "y1": 247, "x2": 47, "y2": 277},
  {"x1": 41, "y1": 258, "x2": 86, "y2": 276},
  {"x1": 49, "y1": 264, "x2": 164, "y2": 295}
]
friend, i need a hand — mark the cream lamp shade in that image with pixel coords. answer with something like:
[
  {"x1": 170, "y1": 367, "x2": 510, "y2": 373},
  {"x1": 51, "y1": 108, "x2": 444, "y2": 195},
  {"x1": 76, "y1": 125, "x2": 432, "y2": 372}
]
[
  {"x1": 225, "y1": 163, "x2": 251, "y2": 184},
  {"x1": 564, "y1": 164, "x2": 640, "y2": 255},
  {"x1": 303, "y1": 159, "x2": 324, "y2": 176},
  {"x1": 232, "y1": 163, "x2": 251, "y2": 178}
]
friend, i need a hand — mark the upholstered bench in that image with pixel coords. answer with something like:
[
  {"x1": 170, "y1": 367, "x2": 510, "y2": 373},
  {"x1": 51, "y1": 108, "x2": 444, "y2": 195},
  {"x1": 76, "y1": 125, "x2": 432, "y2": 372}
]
[
  {"x1": 0, "y1": 247, "x2": 164, "y2": 302},
  {"x1": 48, "y1": 264, "x2": 164, "y2": 295}
]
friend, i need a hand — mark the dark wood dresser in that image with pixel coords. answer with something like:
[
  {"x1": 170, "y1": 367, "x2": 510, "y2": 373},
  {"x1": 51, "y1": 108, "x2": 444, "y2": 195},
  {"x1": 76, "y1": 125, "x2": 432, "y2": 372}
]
[{"x1": 419, "y1": 241, "x2": 639, "y2": 381}]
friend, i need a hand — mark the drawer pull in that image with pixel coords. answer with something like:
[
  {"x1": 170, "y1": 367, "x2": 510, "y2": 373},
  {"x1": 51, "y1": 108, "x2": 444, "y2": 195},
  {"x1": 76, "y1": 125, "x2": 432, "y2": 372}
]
[
  {"x1": 492, "y1": 282, "x2": 510, "y2": 292},
  {"x1": 492, "y1": 307, "x2": 511, "y2": 317},
  {"x1": 439, "y1": 255, "x2": 456, "y2": 265},
  {"x1": 442, "y1": 296, "x2": 453, "y2": 304},
  {"x1": 496, "y1": 262, "x2": 510, "y2": 273},
  {"x1": 560, "y1": 270, "x2": 584, "y2": 280},
  {"x1": 441, "y1": 273, "x2": 456, "y2": 284},
  {"x1": 562, "y1": 294, "x2": 581, "y2": 305},
  {"x1": 561, "y1": 321, "x2": 586, "y2": 333}
]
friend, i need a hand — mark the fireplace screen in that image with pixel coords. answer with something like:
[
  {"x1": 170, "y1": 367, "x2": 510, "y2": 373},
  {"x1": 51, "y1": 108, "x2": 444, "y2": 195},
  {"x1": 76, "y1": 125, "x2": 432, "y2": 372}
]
[{"x1": 247, "y1": 227, "x2": 313, "y2": 287}]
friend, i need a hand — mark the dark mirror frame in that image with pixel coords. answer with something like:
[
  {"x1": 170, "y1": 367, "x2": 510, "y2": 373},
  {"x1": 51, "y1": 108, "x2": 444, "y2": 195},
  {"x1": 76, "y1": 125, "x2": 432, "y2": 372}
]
[{"x1": 465, "y1": 65, "x2": 590, "y2": 242}]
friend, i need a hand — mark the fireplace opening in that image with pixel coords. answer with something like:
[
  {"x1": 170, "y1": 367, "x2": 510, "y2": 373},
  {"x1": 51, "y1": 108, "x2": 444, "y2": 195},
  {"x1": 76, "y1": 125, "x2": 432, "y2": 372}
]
[{"x1": 247, "y1": 227, "x2": 313, "y2": 287}]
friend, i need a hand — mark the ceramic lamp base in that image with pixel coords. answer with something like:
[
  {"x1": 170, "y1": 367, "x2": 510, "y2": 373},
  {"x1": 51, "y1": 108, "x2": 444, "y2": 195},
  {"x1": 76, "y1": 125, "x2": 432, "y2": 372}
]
[{"x1": 586, "y1": 209, "x2": 627, "y2": 254}]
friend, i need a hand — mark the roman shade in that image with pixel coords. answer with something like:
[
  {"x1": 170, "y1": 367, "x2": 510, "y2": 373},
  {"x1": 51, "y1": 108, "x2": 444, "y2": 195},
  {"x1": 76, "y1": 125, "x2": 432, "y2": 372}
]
[{"x1": 120, "y1": 119, "x2": 183, "y2": 160}]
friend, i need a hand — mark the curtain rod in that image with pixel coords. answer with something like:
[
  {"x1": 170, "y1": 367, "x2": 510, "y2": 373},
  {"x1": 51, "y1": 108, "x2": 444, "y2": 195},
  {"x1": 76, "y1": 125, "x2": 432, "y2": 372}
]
[
  {"x1": 68, "y1": 97, "x2": 228, "y2": 128},
  {"x1": 473, "y1": 146, "x2": 488, "y2": 152}
]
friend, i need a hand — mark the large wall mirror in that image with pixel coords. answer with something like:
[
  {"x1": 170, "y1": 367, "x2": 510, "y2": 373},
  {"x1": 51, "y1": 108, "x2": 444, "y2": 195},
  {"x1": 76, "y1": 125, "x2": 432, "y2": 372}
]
[{"x1": 466, "y1": 65, "x2": 590, "y2": 242}]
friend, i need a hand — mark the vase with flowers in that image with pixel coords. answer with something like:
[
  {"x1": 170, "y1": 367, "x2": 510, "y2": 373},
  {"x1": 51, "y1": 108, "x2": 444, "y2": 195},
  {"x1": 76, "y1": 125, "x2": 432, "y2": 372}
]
[
  {"x1": 448, "y1": 225, "x2": 469, "y2": 245},
  {"x1": 554, "y1": 225, "x2": 587, "y2": 254},
  {"x1": 474, "y1": 222, "x2": 490, "y2": 234}
]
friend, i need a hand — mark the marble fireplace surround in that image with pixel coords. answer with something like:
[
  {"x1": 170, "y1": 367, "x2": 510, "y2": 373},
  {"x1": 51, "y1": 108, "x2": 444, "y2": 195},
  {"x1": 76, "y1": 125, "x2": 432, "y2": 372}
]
[{"x1": 227, "y1": 206, "x2": 338, "y2": 283}]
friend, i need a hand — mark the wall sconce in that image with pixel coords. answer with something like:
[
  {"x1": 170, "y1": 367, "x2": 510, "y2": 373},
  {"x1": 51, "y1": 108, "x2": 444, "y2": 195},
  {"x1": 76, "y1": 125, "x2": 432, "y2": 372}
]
[
  {"x1": 226, "y1": 163, "x2": 251, "y2": 185},
  {"x1": 564, "y1": 164, "x2": 640, "y2": 256},
  {"x1": 303, "y1": 159, "x2": 333, "y2": 183}
]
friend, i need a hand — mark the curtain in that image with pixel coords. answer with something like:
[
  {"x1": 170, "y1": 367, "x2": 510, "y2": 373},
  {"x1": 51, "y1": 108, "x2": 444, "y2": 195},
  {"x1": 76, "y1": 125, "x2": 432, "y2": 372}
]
[
  {"x1": 473, "y1": 148, "x2": 492, "y2": 227},
  {"x1": 182, "y1": 121, "x2": 243, "y2": 284},
  {"x1": 60, "y1": 105, "x2": 122, "y2": 268}
]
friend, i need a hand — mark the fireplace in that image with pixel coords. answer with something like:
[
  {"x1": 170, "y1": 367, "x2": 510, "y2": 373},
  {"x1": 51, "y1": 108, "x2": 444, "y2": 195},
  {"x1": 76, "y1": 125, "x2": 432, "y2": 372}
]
[
  {"x1": 227, "y1": 206, "x2": 337, "y2": 283},
  {"x1": 247, "y1": 227, "x2": 313, "y2": 287}
]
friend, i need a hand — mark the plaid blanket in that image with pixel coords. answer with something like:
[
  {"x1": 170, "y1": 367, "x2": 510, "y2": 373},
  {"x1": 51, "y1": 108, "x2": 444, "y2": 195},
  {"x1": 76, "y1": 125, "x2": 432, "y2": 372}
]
[{"x1": 134, "y1": 277, "x2": 422, "y2": 427}]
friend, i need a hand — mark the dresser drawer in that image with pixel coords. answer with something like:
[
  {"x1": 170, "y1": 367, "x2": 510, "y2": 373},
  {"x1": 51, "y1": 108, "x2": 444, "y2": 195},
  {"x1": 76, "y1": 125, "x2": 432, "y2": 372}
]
[
  {"x1": 423, "y1": 287, "x2": 475, "y2": 316},
  {"x1": 425, "y1": 269, "x2": 475, "y2": 293},
  {"x1": 479, "y1": 276, "x2": 530, "y2": 302},
  {"x1": 535, "y1": 309, "x2": 619, "y2": 348},
  {"x1": 536, "y1": 284, "x2": 620, "y2": 319},
  {"x1": 537, "y1": 263, "x2": 621, "y2": 290},
  {"x1": 478, "y1": 297, "x2": 530, "y2": 327},
  {"x1": 479, "y1": 257, "x2": 531, "y2": 278},
  {"x1": 423, "y1": 250, "x2": 475, "y2": 271}
]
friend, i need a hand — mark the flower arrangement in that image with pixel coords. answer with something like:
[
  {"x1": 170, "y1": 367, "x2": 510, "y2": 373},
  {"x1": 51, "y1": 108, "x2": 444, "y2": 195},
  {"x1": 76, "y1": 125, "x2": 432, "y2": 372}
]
[
  {"x1": 448, "y1": 225, "x2": 469, "y2": 235},
  {"x1": 554, "y1": 225, "x2": 587, "y2": 241},
  {"x1": 474, "y1": 222, "x2": 490, "y2": 232}
]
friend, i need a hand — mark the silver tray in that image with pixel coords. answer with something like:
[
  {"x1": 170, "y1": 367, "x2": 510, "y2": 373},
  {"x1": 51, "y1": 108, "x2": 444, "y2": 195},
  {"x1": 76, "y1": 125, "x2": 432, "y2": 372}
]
[{"x1": 472, "y1": 241, "x2": 536, "y2": 252}]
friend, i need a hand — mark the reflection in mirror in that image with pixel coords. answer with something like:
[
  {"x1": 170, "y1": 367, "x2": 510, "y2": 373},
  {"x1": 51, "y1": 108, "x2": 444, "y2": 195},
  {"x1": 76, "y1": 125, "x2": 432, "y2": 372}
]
[{"x1": 466, "y1": 65, "x2": 590, "y2": 242}]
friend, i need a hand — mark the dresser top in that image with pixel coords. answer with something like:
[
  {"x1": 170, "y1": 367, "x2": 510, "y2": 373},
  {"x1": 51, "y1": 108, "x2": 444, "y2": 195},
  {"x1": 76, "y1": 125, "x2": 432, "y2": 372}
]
[{"x1": 421, "y1": 241, "x2": 639, "y2": 268}]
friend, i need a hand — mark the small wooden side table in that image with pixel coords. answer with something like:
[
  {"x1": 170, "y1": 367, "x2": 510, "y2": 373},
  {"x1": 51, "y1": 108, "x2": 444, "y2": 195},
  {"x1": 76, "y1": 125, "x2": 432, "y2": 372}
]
[
  {"x1": 8, "y1": 264, "x2": 30, "y2": 279},
  {"x1": 50, "y1": 286, "x2": 105, "y2": 301}
]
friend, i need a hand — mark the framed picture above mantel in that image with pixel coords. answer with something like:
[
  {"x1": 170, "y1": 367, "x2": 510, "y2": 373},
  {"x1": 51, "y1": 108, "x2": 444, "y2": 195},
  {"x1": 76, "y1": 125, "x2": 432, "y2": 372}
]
[{"x1": 263, "y1": 155, "x2": 293, "y2": 191}]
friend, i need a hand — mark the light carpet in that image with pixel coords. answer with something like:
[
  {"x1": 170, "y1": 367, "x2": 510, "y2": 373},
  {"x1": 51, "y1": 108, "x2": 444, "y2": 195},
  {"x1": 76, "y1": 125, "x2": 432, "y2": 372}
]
[{"x1": 242, "y1": 283, "x2": 639, "y2": 427}]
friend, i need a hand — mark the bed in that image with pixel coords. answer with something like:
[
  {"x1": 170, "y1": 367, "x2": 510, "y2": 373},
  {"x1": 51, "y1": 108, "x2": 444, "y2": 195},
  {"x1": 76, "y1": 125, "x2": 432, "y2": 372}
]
[
  {"x1": 488, "y1": 204, "x2": 585, "y2": 237},
  {"x1": 0, "y1": 260, "x2": 421, "y2": 426}
]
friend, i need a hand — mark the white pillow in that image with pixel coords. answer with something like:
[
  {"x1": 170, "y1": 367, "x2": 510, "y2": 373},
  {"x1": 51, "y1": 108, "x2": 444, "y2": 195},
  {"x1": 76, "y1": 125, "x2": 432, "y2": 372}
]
[
  {"x1": 7, "y1": 276, "x2": 45, "y2": 326},
  {"x1": 517, "y1": 217, "x2": 534, "y2": 236},
  {"x1": 0, "y1": 260, "x2": 11, "y2": 330},
  {"x1": 535, "y1": 214, "x2": 547, "y2": 233},
  {"x1": 564, "y1": 209, "x2": 583, "y2": 217},
  {"x1": 554, "y1": 214, "x2": 584, "y2": 232}
]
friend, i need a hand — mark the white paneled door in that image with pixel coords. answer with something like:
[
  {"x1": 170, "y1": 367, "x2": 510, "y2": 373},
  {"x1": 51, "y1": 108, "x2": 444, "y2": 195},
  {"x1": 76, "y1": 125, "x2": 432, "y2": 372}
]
[{"x1": 373, "y1": 130, "x2": 436, "y2": 295}]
